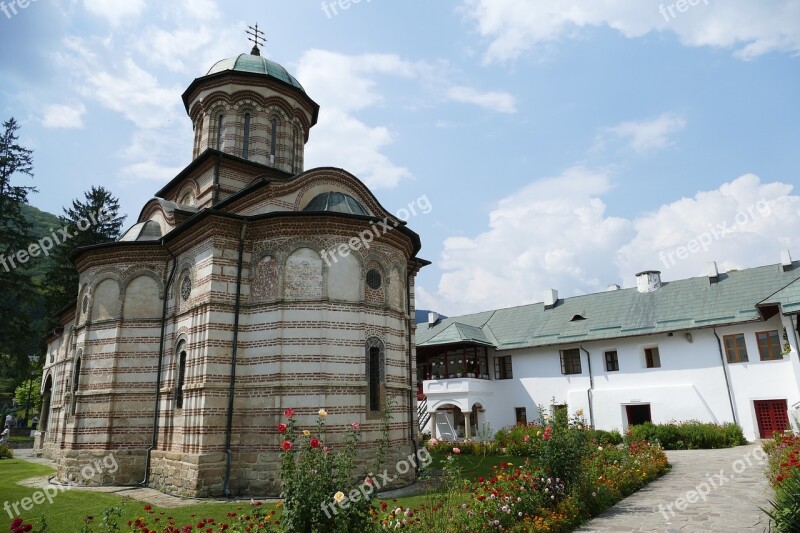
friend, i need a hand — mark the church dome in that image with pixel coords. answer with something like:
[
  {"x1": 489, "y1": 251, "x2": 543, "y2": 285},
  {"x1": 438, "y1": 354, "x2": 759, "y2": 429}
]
[
  {"x1": 303, "y1": 192, "x2": 369, "y2": 216},
  {"x1": 207, "y1": 54, "x2": 305, "y2": 93}
]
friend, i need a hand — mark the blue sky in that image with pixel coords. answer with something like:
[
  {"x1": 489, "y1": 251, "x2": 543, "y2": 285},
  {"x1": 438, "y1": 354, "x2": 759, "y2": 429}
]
[{"x1": 1, "y1": 0, "x2": 799, "y2": 316}]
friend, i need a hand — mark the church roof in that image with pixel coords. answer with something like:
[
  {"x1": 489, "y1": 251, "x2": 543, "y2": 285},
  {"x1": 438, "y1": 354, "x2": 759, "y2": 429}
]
[
  {"x1": 207, "y1": 54, "x2": 305, "y2": 93},
  {"x1": 417, "y1": 262, "x2": 800, "y2": 351}
]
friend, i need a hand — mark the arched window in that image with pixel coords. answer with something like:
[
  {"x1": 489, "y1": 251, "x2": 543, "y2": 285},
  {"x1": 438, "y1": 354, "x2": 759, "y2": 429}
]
[
  {"x1": 242, "y1": 113, "x2": 251, "y2": 160},
  {"x1": 365, "y1": 338, "x2": 385, "y2": 412},
  {"x1": 40, "y1": 376, "x2": 53, "y2": 431},
  {"x1": 71, "y1": 354, "x2": 82, "y2": 416},
  {"x1": 216, "y1": 114, "x2": 224, "y2": 151},
  {"x1": 175, "y1": 343, "x2": 187, "y2": 409},
  {"x1": 270, "y1": 117, "x2": 278, "y2": 163}
]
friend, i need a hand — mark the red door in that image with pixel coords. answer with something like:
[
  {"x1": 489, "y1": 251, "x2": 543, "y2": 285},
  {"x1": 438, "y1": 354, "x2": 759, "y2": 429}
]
[{"x1": 754, "y1": 400, "x2": 789, "y2": 438}]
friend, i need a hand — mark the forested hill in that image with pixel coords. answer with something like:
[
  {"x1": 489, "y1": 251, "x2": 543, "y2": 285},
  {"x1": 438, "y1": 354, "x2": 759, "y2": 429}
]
[{"x1": 20, "y1": 203, "x2": 61, "y2": 283}]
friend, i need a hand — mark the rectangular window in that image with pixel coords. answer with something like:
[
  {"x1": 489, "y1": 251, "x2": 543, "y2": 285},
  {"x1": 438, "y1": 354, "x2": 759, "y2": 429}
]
[
  {"x1": 723, "y1": 334, "x2": 749, "y2": 363},
  {"x1": 242, "y1": 113, "x2": 251, "y2": 160},
  {"x1": 560, "y1": 348, "x2": 582, "y2": 375},
  {"x1": 494, "y1": 356, "x2": 513, "y2": 380},
  {"x1": 515, "y1": 407, "x2": 527, "y2": 425},
  {"x1": 757, "y1": 330, "x2": 782, "y2": 361},
  {"x1": 645, "y1": 347, "x2": 661, "y2": 368},
  {"x1": 605, "y1": 350, "x2": 619, "y2": 372}
]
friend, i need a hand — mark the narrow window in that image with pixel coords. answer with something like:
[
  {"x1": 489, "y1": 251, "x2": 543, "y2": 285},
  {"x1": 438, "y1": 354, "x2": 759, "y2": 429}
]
[
  {"x1": 723, "y1": 334, "x2": 749, "y2": 363},
  {"x1": 757, "y1": 330, "x2": 782, "y2": 361},
  {"x1": 605, "y1": 350, "x2": 619, "y2": 372},
  {"x1": 242, "y1": 113, "x2": 251, "y2": 160},
  {"x1": 176, "y1": 350, "x2": 187, "y2": 409},
  {"x1": 515, "y1": 407, "x2": 527, "y2": 425},
  {"x1": 366, "y1": 338, "x2": 385, "y2": 413},
  {"x1": 645, "y1": 347, "x2": 661, "y2": 368},
  {"x1": 369, "y1": 347, "x2": 380, "y2": 411},
  {"x1": 560, "y1": 348, "x2": 582, "y2": 375},
  {"x1": 291, "y1": 127, "x2": 298, "y2": 172},
  {"x1": 216, "y1": 114, "x2": 224, "y2": 151},
  {"x1": 71, "y1": 356, "x2": 82, "y2": 416},
  {"x1": 494, "y1": 355, "x2": 513, "y2": 379},
  {"x1": 270, "y1": 117, "x2": 278, "y2": 161}
]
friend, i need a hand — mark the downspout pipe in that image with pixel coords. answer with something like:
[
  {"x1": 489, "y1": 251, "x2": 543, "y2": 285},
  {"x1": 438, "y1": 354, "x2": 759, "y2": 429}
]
[
  {"x1": 223, "y1": 221, "x2": 247, "y2": 497},
  {"x1": 406, "y1": 271, "x2": 419, "y2": 473},
  {"x1": 579, "y1": 345, "x2": 595, "y2": 427},
  {"x1": 141, "y1": 244, "x2": 177, "y2": 486},
  {"x1": 713, "y1": 327, "x2": 738, "y2": 425}
]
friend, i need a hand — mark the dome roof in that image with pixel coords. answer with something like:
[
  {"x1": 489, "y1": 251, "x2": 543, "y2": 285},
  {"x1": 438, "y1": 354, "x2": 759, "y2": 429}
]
[
  {"x1": 207, "y1": 53, "x2": 305, "y2": 93},
  {"x1": 303, "y1": 192, "x2": 369, "y2": 216},
  {"x1": 119, "y1": 221, "x2": 162, "y2": 242}
]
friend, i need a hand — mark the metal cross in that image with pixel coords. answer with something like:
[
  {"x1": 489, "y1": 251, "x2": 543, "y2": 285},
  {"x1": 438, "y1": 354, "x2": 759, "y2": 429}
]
[{"x1": 246, "y1": 23, "x2": 266, "y2": 55}]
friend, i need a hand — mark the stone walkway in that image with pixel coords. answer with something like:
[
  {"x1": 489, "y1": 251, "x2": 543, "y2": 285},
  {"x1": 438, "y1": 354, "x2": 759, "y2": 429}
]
[{"x1": 577, "y1": 443, "x2": 773, "y2": 532}]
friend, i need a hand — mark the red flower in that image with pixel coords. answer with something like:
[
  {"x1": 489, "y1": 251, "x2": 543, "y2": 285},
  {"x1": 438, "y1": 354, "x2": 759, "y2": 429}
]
[
  {"x1": 277, "y1": 423, "x2": 287, "y2": 434},
  {"x1": 281, "y1": 440, "x2": 292, "y2": 452},
  {"x1": 284, "y1": 408, "x2": 296, "y2": 419},
  {"x1": 543, "y1": 426, "x2": 552, "y2": 440},
  {"x1": 310, "y1": 437, "x2": 320, "y2": 448}
]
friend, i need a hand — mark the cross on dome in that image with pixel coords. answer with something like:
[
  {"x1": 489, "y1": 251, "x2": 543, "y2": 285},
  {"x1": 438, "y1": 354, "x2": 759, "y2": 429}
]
[{"x1": 246, "y1": 23, "x2": 266, "y2": 56}]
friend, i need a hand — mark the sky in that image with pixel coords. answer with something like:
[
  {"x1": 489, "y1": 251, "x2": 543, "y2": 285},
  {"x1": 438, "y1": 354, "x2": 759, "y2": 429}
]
[{"x1": 1, "y1": 0, "x2": 799, "y2": 317}]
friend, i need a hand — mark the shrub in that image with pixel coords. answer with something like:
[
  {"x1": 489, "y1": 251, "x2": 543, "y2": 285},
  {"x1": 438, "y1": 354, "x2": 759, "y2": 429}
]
[
  {"x1": 0, "y1": 443, "x2": 13, "y2": 459},
  {"x1": 763, "y1": 433, "x2": 800, "y2": 531},
  {"x1": 589, "y1": 429, "x2": 623, "y2": 446},
  {"x1": 627, "y1": 421, "x2": 746, "y2": 450}
]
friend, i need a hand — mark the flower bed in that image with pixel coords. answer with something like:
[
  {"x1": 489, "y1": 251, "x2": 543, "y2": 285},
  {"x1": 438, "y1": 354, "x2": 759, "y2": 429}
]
[
  {"x1": 625, "y1": 421, "x2": 746, "y2": 450},
  {"x1": 375, "y1": 410, "x2": 669, "y2": 531},
  {"x1": 762, "y1": 433, "x2": 800, "y2": 531}
]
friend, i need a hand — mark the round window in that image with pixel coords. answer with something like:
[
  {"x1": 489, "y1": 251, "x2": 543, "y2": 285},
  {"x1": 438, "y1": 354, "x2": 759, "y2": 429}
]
[
  {"x1": 366, "y1": 269, "x2": 382, "y2": 290},
  {"x1": 181, "y1": 275, "x2": 192, "y2": 301}
]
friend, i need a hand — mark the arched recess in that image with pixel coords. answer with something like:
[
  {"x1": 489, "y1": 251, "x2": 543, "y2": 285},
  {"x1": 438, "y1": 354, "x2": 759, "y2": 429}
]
[
  {"x1": 387, "y1": 264, "x2": 405, "y2": 312},
  {"x1": 122, "y1": 273, "x2": 163, "y2": 319},
  {"x1": 90, "y1": 278, "x2": 120, "y2": 321},
  {"x1": 70, "y1": 351, "x2": 82, "y2": 416},
  {"x1": 40, "y1": 374, "x2": 53, "y2": 431},
  {"x1": 251, "y1": 255, "x2": 280, "y2": 301},
  {"x1": 284, "y1": 248, "x2": 323, "y2": 300},
  {"x1": 328, "y1": 251, "x2": 360, "y2": 302},
  {"x1": 364, "y1": 260, "x2": 386, "y2": 306},
  {"x1": 365, "y1": 337, "x2": 386, "y2": 413}
]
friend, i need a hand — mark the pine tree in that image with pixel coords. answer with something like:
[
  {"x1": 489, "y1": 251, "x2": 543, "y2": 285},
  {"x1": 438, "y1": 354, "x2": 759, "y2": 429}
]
[
  {"x1": 43, "y1": 186, "x2": 126, "y2": 319},
  {"x1": 0, "y1": 118, "x2": 40, "y2": 379}
]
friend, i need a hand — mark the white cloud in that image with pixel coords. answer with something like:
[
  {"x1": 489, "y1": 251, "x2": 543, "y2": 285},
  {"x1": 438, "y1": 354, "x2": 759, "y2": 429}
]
[
  {"x1": 617, "y1": 174, "x2": 800, "y2": 283},
  {"x1": 447, "y1": 86, "x2": 517, "y2": 113},
  {"x1": 121, "y1": 161, "x2": 185, "y2": 183},
  {"x1": 462, "y1": 0, "x2": 800, "y2": 62},
  {"x1": 432, "y1": 167, "x2": 632, "y2": 313},
  {"x1": 423, "y1": 171, "x2": 800, "y2": 316},
  {"x1": 297, "y1": 50, "x2": 419, "y2": 188},
  {"x1": 603, "y1": 113, "x2": 686, "y2": 153},
  {"x1": 83, "y1": 0, "x2": 147, "y2": 26},
  {"x1": 41, "y1": 103, "x2": 86, "y2": 129}
]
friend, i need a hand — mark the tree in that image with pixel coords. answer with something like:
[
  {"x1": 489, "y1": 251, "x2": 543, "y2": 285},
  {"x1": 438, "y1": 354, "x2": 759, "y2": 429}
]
[
  {"x1": 14, "y1": 377, "x2": 42, "y2": 417},
  {"x1": 0, "y1": 118, "x2": 40, "y2": 379},
  {"x1": 43, "y1": 186, "x2": 126, "y2": 319}
]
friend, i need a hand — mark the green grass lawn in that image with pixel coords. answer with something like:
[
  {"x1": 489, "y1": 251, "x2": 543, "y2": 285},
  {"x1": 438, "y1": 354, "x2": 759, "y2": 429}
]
[
  {"x1": 0, "y1": 459, "x2": 280, "y2": 532},
  {"x1": 428, "y1": 453, "x2": 515, "y2": 481}
]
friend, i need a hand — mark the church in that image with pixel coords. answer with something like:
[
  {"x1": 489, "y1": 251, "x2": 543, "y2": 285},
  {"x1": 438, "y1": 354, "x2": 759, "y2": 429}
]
[{"x1": 35, "y1": 36, "x2": 429, "y2": 497}]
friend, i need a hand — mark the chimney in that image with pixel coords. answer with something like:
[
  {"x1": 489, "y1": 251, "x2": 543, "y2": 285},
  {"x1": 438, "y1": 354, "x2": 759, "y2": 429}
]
[
  {"x1": 606, "y1": 284, "x2": 621, "y2": 292},
  {"x1": 707, "y1": 261, "x2": 719, "y2": 283},
  {"x1": 635, "y1": 270, "x2": 662, "y2": 293},
  {"x1": 544, "y1": 289, "x2": 559, "y2": 310},
  {"x1": 427, "y1": 311, "x2": 440, "y2": 327},
  {"x1": 781, "y1": 249, "x2": 793, "y2": 272}
]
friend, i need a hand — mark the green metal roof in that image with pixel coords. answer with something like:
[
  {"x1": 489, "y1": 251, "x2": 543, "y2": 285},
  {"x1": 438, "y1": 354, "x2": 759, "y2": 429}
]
[
  {"x1": 303, "y1": 191, "x2": 369, "y2": 216},
  {"x1": 207, "y1": 53, "x2": 305, "y2": 93},
  {"x1": 417, "y1": 262, "x2": 800, "y2": 351}
]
